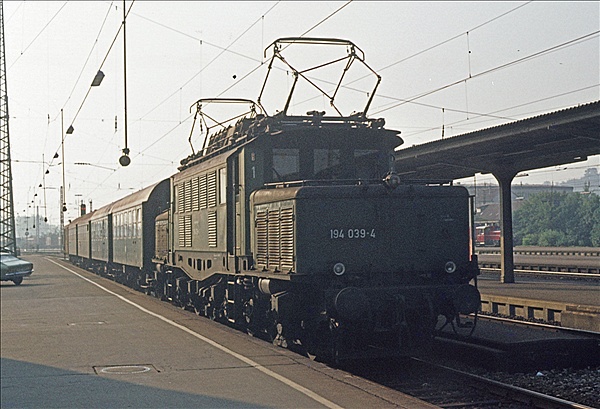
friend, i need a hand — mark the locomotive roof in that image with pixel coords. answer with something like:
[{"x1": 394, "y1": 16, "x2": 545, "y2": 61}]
[
  {"x1": 178, "y1": 113, "x2": 401, "y2": 172},
  {"x1": 179, "y1": 38, "x2": 400, "y2": 172}
]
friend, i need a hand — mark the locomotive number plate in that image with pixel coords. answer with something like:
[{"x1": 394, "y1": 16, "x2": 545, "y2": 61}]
[{"x1": 330, "y1": 228, "x2": 376, "y2": 239}]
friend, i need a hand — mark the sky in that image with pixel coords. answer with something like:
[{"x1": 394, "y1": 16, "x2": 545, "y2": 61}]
[{"x1": 3, "y1": 1, "x2": 599, "y2": 225}]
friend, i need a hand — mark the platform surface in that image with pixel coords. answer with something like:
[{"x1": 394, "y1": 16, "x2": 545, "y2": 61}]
[
  {"x1": 476, "y1": 274, "x2": 599, "y2": 307},
  {"x1": 1, "y1": 255, "x2": 437, "y2": 409}
]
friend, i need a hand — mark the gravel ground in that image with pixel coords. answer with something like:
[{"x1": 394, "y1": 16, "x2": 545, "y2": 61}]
[
  {"x1": 431, "y1": 354, "x2": 600, "y2": 408},
  {"x1": 485, "y1": 366, "x2": 600, "y2": 408},
  {"x1": 468, "y1": 310, "x2": 600, "y2": 407}
]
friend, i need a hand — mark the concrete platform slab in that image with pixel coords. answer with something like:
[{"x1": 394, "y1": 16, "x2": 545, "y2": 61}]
[{"x1": 1, "y1": 255, "x2": 437, "y2": 409}]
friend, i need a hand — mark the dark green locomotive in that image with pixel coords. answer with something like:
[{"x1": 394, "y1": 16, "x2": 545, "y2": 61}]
[
  {"x1": 66, "y1": 38, "x2": 480, "y2": 361},
  {"x1": 151, "y1": 101, "x2": 480, "y2": 360}
]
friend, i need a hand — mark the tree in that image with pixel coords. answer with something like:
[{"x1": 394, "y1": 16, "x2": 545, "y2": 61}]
[{"x1": 513, "y1": 192, "x2": 600, "y2": 247}]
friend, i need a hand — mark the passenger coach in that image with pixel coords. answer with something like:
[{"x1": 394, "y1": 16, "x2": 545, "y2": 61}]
[{"x1": 67, "y1": 179, "x2": 169, "y2": 288}]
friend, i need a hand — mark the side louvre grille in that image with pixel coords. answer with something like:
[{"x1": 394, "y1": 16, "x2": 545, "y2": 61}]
[
  {"x1": 184, "y1": 180, "x2": 192, "y2": 213},
  {"x1": 179, "y1": 215, "x2": 192, "y2": 247},
  {"x1": 208, "y1": 211, "x2": 217, "y2": 247},
  {"x1": 192, "y1": 177, "x2": 199, "y2": 211},
  {"x1": 255, "y1": 210, "x2": 268, "y2": 265},
  {"x1": 184, "y1": 215, "x2": 192, "y2": 247},
  {"x1": 255, "y1": 206, "x2": 294, "y2": 272},
  {"x1": 207, "y1": 171, "x2": 217, "y2": 208},
  {"x1": 279, "y1": 208, "x2": 294, "y2": 270},
  {"x1": 199, "y1": 174, "x2": 208, "y2": 209},
  {"x1": 177, "y1": 183, "x2": 184, "y2": 213}
]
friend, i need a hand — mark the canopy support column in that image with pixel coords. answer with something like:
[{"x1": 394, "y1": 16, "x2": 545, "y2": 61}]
[{"x1": 493, "y1": 171, "x2": 516, "y2": 283}]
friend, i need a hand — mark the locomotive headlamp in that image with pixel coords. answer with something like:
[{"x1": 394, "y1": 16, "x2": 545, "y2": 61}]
[
  {"x1": 445, "y1": 261, "x2": 457, "y2": 274},
  {"x1": 333, "y1": 262, "x2": 346, "y2": 276}
]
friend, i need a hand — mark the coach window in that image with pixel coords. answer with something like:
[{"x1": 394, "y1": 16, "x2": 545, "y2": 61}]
[
  {"x1": 218, "y1": 168, "x2": 227, "y2": 204},
  {"x1": 136, "y1": 208, "x2": 141, "y2": 238}
]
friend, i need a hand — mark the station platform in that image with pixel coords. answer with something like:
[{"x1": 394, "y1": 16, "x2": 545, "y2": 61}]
[
  {"x1": 1, "y1": 255, "x2": 436, "y2": 409},
  {"x1": 475, "y1": 274, "x2": 599, "y2": 331}
]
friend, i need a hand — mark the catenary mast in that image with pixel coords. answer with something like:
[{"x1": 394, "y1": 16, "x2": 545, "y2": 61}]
[{"x1": 0, "y1": 0, "x2": 17, "y2": 255}]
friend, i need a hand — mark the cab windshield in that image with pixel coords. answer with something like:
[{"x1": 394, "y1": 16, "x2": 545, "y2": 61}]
[{"x1": 270, "y1": 147, "x2": 385, "y2": 182}]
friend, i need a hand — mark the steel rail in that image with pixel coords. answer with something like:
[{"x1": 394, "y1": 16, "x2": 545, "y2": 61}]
[
  {"x1": 473, "y1": 313, "x2": 600, "y2": 339},
  {"x1": 480, "y1": 266, "x2": 600, "y2": 278},
  {"x1": 409, "y1": 357, "x2": 596, "y2": 409}
]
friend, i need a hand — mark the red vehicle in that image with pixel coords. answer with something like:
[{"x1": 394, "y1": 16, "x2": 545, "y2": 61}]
[{"x1": 476, "y1": 225, "x2": 501, "y2": 246}]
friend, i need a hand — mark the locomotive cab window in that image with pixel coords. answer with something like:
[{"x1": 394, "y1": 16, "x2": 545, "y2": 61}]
[
  {"x1": 266, "y1": 145, "x2": 389, "y2": 183},
  {"x1": 272, "y1": 149, "x2": 299, "y2": 181},
  {"x1": 314, "y1": 149, "x2": 341, "y2": 179},
  {"x1": 354, "y1": 149, "x2": 383, "y2": 179}
]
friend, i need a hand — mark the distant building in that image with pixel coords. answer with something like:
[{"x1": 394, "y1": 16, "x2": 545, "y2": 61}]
[
  {"x1": 15, "y1": 215, "x2": 60, "y2": 252},
  {"x1": 560, "y1": 168, "x2": 600, "y2": 194}
]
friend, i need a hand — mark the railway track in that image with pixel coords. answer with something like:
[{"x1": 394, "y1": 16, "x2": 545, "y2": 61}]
[
  {"x1": 474, "y1": 313, "x2": 600, "y2": 336},
  {"x1": 475, "y1": 246, "x2": 599, "y2": 276},
  {"x1": 479, "y1": 266, "x2": 600, "y2": 278},
  {"x1": 476, "y1": 247, "x2": 600, "y2": 258},
  {"x1": 343, "y1": 355, "x2": 595, "y2": 409}
]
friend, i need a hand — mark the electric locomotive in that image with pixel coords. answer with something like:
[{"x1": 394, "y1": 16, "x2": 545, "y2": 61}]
[{"x1": 65, "y1": 38, "x2": 481, "y2": 362}]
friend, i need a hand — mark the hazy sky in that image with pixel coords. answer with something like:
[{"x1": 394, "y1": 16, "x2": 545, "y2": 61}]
[{"x1": 4, "y1": 1, "x2": 599, "y2": 224}]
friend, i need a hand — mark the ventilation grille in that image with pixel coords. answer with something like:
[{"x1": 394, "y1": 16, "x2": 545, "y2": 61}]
[
  {"x1": 199, "y1": 174, "x2": 208, "y2": 209},
  {"x1": 177, "y1": 170, "x2": 218, "y2": 214},
  {"x1": 208, "y1": 211, "x2": 217, "y2": 247},
  {"x1": 192, "y1": 177, "x2": 199, "y2": 211},
  {"x1": 255, "y1": 207, "x2": 295, "y2": 272},
  {"x1": 207, "y1": 171, "x2": 217, "y2": 208},
  {"x1": 255, "y1": 210, "x2": 268, "y2": 266},
  {"x1": 178, "y1": 215, "x2": 192, "y2": 247}
]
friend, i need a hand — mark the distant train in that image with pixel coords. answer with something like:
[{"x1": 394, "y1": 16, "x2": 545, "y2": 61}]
[
  {"x1": 65, "y1": 38, "x2": 480, "y2": 362},
  {"x1": 476, "y1": 225, "x2": 501, "y2": 247}
]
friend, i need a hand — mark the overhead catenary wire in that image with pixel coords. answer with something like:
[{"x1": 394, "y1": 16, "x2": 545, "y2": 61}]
[
  {"x1": 400, "y1": 84, "x2": 600, "y2": 140},
  {"x1": 86, "y1": 2, "x2": 597, "y2": 202},
  {"x1": 85, "y1": 1, "x2": 354, "y2": 202},
  {"x1": 27, "y1": 1, "x2": 133, "y2": 207},
  {"x1": 283, "y1": 1, "x2": 538, "y2": 121},
  {"x1": 371, "y1": 31, "x2": 600, "y2": 116},
  {"x1": 63, "y1": 1, "x2": 135, "y2": 138},
  {"x1": 7, "y1": 1, "x2": 68, "y2": 71},
  {"x1": 52, "y1": 2, "x2": 114, "y2": 124},
  {"x1": 17, "y1": 2, "x2": 598, "y2": 212}
]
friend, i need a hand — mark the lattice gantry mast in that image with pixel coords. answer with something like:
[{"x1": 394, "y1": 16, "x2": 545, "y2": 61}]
[{"x1": 0, "y1": 0, "x2": 17, "y2": 255}]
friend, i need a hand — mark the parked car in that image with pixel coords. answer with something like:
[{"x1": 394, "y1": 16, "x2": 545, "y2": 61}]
[{"x1": 1, "y1": 251, "x2": 33, "y2": 285}]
